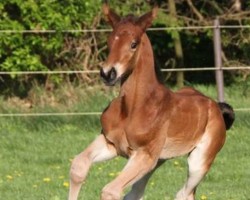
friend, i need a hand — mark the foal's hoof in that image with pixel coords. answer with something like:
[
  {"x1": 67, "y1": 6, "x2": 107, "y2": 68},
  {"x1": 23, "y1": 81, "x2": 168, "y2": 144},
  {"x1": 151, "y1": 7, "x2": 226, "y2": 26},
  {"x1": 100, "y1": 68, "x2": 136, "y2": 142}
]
[{"x1": 101, "y1": 187, "x2": 120, "y2": 200}]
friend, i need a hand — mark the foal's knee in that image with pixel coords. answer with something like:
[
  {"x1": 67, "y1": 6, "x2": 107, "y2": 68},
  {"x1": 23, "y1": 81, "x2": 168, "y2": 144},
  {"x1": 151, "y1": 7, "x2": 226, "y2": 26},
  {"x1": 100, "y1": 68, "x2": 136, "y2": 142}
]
[{"x1": 70, "y1": 155, "x2": 90, "y2": 184}]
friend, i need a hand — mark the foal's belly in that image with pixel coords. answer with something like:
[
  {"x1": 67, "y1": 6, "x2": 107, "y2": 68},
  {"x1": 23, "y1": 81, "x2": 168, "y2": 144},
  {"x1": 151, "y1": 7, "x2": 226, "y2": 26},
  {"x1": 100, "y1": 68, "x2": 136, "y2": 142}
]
[
  {"x1": 159, "y1": 139, "x2": 196, "y2": 159},
  {"x1": 159, "y1": 127, "x2": 204, "y2": 159}
]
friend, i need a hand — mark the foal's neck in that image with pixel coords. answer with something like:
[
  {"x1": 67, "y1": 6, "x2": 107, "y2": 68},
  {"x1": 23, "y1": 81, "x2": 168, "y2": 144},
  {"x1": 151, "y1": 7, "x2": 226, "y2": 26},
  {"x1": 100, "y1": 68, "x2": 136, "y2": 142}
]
[
  {"x1": 135, "y1": 34, "x2": 158, "y2": 87},
  {"x1": 120, "y1": 33, "x2": 160, "y2": 105}
]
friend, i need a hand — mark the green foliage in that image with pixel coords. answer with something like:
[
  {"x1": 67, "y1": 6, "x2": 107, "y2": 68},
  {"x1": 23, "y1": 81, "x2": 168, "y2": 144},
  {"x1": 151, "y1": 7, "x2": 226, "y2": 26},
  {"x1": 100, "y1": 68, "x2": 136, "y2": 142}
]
[
  {"x1": 2, "y1": 46, "x2": 46, "y2": 74},
  {"x1": 0, "y1": 0, "x2": 102, "y2": 89}
]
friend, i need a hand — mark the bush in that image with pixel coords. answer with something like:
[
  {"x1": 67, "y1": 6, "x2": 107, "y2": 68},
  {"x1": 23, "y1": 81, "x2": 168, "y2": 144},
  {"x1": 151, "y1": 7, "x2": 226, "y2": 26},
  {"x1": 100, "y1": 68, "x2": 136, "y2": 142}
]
[{"x1": 0, "y1": 0, "x2": 103, "y2": 93}]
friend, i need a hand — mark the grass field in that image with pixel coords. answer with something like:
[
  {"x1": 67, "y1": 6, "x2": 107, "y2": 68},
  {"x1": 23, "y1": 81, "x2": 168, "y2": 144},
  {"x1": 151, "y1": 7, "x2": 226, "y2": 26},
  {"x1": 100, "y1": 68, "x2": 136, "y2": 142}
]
[{"x1": 0, "y1": 84, "x2": 249, "y2": 200}]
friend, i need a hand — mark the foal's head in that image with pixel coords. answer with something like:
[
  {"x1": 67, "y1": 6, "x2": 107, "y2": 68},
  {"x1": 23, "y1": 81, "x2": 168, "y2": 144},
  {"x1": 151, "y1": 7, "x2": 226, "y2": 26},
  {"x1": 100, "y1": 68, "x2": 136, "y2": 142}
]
[{"x1": 100, "y1": 3, "x2": 158, "y2": 86}]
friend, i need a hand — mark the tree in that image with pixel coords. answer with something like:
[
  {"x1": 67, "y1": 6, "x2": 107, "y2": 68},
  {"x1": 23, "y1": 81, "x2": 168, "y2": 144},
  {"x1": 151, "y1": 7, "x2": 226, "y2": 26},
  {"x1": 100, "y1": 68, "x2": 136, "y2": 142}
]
[{"x1": 168, "y1": 0, "x2": 184, "y2": 88}]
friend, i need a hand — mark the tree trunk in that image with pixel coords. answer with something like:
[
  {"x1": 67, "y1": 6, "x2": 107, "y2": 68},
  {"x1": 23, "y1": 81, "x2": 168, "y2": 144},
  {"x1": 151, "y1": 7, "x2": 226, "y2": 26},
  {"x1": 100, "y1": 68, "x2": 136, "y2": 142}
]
[{"x1": 168, "y1": 0, "x2": 184, "y2": 88}]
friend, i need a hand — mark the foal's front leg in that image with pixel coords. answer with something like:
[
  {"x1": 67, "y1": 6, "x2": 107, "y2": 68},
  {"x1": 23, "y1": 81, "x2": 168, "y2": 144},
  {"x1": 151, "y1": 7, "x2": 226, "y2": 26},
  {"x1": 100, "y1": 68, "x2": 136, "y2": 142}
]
[
  {"x1": 123, "y1": 160, "x2": 165, "y2": 200},
  {"x1": 101, "y1": 150, "x2": 158, "y2": 200},
  {"x1": 69, "y1": 134, "x2": 117, "y2": 200}
]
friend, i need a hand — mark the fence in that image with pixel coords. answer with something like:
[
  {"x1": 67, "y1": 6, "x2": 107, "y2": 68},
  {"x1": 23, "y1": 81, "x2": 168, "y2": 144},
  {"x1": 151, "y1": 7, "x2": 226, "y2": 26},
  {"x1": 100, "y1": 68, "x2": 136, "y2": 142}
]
[{"x1": 1, "y1": 21, "x2": 250, "y2": 117}]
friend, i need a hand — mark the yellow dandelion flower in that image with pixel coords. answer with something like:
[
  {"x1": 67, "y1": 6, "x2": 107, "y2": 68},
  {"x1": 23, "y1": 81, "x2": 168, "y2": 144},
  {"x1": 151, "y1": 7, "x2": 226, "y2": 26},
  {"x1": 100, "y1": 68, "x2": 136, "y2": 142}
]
[
  {"x1": 200, "y1": 194, "x2": 207, "y2": 200},
  {"x1": 63, "y1": 181, "x2": 69, "y2": 188},
  {"x1": 33, "y1": 184, "x2": 38, "y2": 188},
  {"x1": 58, "y1": 176, "x2": 65, "y2": 179},
  {"x1": 174, "y1": 161, "x2": 179, "y2": 166},
  {"x1": 43, "y1": 177, "x2": 51, "y2": 182},
  {"x1": 6, "y1": 175, "x2": 13, "y2": 180},
  {"x1": 109, "y1": 172, "x2": 115, "y2": 177},
  {"x1": 150, "y1": 181, "x2": 155, "y2": 186}
]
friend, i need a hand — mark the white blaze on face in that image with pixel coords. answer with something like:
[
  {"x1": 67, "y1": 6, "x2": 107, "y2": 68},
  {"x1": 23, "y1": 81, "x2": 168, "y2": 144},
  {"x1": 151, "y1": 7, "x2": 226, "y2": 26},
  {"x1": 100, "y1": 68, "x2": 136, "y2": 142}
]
[
  {"x1": 102, "y1": 34, "x2": 128, "y2": 81},
  {"x1": 113, "y1": 63, "x2": 124, "y2": 78},
  {"x1": 112, "y1": 36, "x2": 126, "y2": 78}
]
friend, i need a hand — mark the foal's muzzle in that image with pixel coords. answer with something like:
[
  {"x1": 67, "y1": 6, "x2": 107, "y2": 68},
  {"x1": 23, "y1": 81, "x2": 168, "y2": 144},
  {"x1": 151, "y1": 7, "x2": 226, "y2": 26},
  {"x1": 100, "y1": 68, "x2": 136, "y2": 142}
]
[{"x1": 100, "y1": 67, "x2": 117, "y2": 86}]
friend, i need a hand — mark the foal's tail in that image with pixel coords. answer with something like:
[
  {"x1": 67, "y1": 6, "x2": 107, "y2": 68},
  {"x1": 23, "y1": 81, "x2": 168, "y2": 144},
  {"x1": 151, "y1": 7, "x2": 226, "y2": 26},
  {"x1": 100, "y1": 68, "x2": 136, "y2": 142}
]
[{"x1": 218, "y1": 102, "x2": 235, "y2": 130}]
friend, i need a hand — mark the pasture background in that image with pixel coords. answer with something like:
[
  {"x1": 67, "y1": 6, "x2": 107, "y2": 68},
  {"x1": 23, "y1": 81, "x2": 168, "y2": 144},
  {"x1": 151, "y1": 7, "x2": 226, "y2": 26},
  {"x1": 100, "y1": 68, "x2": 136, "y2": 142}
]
[
  {"x1": 0, "y1": 84, "x2": 249, "y2": 200},
  {"x1": 1, "y1": 1, "x2": 250, "y2": 199}
]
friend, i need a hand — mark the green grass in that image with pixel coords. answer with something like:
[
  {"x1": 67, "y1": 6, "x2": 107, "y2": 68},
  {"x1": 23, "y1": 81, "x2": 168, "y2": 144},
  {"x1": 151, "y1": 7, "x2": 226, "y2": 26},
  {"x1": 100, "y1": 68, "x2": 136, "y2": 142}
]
[{"x1": 0, "y1": 84, "x2": 250, "y2": 200}]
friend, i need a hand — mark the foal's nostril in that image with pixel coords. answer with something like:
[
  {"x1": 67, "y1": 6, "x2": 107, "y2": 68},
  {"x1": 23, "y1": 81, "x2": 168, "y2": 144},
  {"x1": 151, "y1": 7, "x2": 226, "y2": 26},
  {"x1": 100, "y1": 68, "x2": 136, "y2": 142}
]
[
  {"x1": 109, "y1": 67, "x2": 117, "y2": 81},
  {"x1": 100, "y1": 67, "x2": 117, "y2": 85}
]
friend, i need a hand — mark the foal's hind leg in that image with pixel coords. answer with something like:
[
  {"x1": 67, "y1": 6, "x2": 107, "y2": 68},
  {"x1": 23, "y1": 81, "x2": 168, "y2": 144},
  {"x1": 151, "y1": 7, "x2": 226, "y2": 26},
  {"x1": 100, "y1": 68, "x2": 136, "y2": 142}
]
[
  {"x1": 69, "y1": 134, "x2": 117, "y2": 200},
  {"x1": 123, "y1": 160, "x2": 165, "y2": 200},
  {"x1": 175, "y1": 133, "x2": 225, "y2": 200}
]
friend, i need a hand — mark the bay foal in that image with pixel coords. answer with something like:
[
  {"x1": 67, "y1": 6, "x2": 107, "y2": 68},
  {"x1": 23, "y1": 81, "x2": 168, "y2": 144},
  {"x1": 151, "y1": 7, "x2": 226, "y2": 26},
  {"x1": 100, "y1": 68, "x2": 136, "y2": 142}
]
[{"x1": 69, "y1": 4, "x2": 234, "y2": 200}]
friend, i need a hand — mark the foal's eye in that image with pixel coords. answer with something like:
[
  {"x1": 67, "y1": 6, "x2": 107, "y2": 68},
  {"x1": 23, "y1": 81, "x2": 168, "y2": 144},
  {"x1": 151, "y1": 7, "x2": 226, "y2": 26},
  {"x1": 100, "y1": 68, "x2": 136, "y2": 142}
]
[{"x1": 130, "y1": 41, "x2": 138, "y2": 50}]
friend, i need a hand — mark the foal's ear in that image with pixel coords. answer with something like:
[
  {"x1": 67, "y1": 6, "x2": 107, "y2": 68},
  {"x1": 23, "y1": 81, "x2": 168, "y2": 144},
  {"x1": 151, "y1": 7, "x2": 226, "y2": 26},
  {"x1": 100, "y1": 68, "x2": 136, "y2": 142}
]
[
  {"x1": 137, "y1": 6, "x2": 158, "y2": 31},
  {"x1": 102, "y1": 3, "x2": 121, "y2": 28}
]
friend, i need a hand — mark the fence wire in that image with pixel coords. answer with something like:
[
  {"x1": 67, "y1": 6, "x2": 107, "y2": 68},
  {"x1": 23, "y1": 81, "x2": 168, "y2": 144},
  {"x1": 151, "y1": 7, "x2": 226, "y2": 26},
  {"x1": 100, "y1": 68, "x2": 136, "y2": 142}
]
[
  {"x1": 0, "y1": 25, "x2": 250, "y2": 116},
  {"x1": 0, "y1": 108, "x2": 248, "y2": 117},
  {"x1": 1, "y1": 25, "x2": 250, "y2": 34},
  {"x1": 0, "y1": 66, "x2": 249, "y2": 75}
]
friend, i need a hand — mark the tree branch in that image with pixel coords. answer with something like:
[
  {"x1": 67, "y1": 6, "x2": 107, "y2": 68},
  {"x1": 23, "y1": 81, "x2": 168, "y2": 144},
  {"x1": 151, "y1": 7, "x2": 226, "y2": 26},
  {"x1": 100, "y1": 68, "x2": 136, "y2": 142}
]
[
  {"x1": 205, "y1": 0, "x2": 224, "y2": 15},
  {"x1": 186, "y1": 0, "x2": 205, "y2": 21},
  {"x1": 220, "y1": 10, "x2": 250, "y2": 20}
]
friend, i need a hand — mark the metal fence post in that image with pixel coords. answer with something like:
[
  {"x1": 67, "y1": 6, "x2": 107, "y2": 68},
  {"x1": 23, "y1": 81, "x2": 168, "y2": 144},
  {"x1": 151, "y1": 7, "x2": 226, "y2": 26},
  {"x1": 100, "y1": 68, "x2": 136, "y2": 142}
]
[{"x1": 213, "y1": 18, "x2": 225, "y2": 102}]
